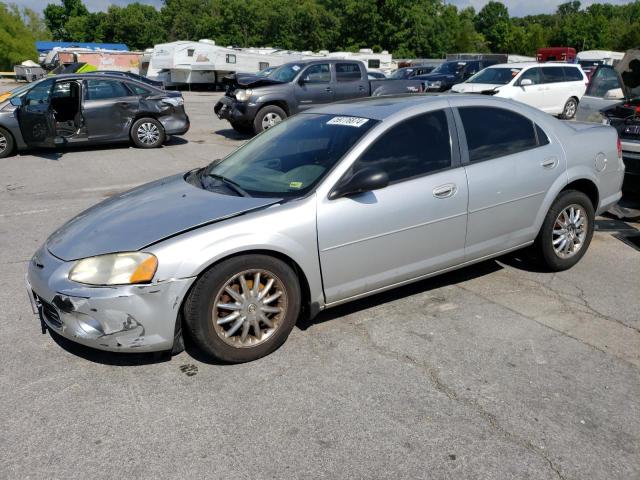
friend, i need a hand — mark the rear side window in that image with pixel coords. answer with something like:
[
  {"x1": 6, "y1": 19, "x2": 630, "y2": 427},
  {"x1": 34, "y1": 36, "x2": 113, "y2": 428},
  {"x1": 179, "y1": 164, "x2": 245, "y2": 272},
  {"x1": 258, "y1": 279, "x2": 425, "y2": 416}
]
[
  {"x1": 336, "y1": 63, "x2": 362, "y2": 82},
  {"x1": 586, "y1": 66, "x2": 621, "y2": 97},
  {"x1": 85, "y1": 80, "x2": 130, "y2": 100},
  {"x1": 128, "y1": 83, "x2": 151, "y2": 96},
  {"x1": 352, "y1": 110, "x2": 451, "y2": 183},
  {"x1": 541, "y1": 67, "x2": 565, "y2": 84},
  {"x1": 459, "y1": 107, "x2": 539, "y2": 163},
  {"x1": 563, "y1": 67, "x2": 584, "y2": 82}
]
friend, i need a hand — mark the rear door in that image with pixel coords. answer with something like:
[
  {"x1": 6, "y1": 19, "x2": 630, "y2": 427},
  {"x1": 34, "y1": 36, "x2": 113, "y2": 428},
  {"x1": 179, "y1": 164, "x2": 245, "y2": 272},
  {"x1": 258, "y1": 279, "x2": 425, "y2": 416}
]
[
  {"x1": 450, "y1": 101, "x2": 566, "y2": 259},
  {"x1": 294, "y1": 63, "x2": 334, "y2": 111},
  {"x1": 575, "y1": 66, "x2": 624, "y2": 122},
  {"x1": 17, "y1": 78, "x2": 56, "y2": 148},
  {"x1": 317, "y1": 107, "x2": 468, "y2": 303},
  {"x1": 82, "y1": 79, "x2": 139, "y2": 141},
  {"x1": 540, "y1": 66, "x2": 568, "y2": 113},
  {"x1": 333, "y1": 62, "x2": 368, "y2": 101}
]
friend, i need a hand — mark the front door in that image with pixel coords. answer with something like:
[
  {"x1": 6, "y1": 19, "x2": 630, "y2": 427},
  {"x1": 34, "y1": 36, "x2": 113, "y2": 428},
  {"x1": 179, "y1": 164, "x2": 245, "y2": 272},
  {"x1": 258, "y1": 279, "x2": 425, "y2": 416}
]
[
  {"x1": 317, "y1": 108, "x2": 468, "y2": 304},
  {"x1": 294, "y1": 63, "x2": 334, "y2": 111},
  {"x1": 452, "y1": 103, "x2": 566, "y2": 259},
  {"x1": 511, "y1": 67, "x2": 546, "y2": 110},
  {"x1": 17, "y1": 78, "x2": 56, "y2": 148},
  {"x1": 83, "y1": 79, "x2": 139, "y2": 141}
]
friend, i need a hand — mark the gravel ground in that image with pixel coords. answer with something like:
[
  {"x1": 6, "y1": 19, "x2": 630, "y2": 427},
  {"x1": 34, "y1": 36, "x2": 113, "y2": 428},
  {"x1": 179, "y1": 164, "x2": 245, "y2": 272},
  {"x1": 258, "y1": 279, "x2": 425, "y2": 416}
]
[{"x1": 0, "y1": 82, "x2": 639, "y2": 479}]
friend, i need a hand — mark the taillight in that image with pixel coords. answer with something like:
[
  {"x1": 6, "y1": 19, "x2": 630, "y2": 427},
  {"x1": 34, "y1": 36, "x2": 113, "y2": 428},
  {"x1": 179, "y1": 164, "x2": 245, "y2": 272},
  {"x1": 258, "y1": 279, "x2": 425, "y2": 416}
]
[{"x1": 617, "y1": 137, "x2": 623, "y2": 160}]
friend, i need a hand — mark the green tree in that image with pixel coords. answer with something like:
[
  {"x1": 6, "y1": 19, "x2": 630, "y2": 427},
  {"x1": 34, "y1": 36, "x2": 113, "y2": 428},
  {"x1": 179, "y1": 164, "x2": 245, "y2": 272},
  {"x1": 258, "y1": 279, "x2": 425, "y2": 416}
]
[
  {"x1": 0, "y1": 2, "x2": 40, "y2": 70},
  {"x1": 44, "y1": 0, "x2": 89, "y2": 40},
  {"x1": 475, "y1": 1, "x2": 510, "y2": 51}
]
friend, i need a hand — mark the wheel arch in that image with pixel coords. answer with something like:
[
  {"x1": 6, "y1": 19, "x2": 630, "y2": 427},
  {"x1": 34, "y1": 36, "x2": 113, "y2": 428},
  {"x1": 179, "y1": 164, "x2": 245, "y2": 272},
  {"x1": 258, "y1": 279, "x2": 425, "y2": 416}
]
[
  {"x1": 0, "y1": 124, "x2": 17, "y2": 154},
  {"x1": 256, "y1": 100, "x2": 290, "y2": 117},
  {"x1": 562, "y1": 178, "x2": 599, "y2": 210}
]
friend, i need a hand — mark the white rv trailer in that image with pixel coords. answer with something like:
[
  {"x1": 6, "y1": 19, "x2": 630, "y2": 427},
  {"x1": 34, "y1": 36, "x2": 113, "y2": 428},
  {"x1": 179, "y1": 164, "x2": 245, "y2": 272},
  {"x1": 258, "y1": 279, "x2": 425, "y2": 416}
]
[
  {"x1": 576, "y1": 50, "x2": 624, "y2": 66},
  {"x1": 324, "y1": 49, "x2": 394, "y2": 74},
  {"x1": 147, "y1": 39, "x2": 313, "y2": 87}
]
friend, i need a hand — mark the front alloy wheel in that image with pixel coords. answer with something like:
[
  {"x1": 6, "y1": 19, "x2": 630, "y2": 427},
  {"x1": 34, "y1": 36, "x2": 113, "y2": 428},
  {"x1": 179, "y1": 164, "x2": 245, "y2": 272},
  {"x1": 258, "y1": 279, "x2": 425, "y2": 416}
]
[
  {"x1": 183, "y1": 254, "x2": 301, "y2": 363},
  {"x1": 213, "y1": 269, "x2": 287, "y2": 347}
]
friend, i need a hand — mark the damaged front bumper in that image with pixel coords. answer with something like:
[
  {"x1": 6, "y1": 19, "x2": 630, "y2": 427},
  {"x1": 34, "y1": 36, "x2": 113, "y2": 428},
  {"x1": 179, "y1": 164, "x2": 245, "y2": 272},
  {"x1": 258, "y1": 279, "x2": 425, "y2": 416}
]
[{"x1": 26, "y1": 246, "x2": 195, "y2": 353}]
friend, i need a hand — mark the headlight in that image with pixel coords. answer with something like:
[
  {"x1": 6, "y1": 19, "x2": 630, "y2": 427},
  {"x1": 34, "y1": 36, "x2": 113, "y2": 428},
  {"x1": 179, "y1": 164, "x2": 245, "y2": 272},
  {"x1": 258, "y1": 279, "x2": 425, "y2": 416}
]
[
  {"x1": 69, "y1": 252, "x2": 158, "y2": 286},
  {"x1": 234, "y1": 89, "x2": 252, "y2": 102}
]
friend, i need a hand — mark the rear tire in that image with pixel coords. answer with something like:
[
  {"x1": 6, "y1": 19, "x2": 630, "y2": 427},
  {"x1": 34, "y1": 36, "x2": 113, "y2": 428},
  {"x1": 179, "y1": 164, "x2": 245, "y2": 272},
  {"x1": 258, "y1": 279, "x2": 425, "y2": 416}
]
[
  {"x1": 183, "y1": 254, "x2": 301, "y2": 363},
  {"x1": 536, "y1": 190, "x2": 594, "y2": 271},
  {"x1": 560, "y1": 97, "x2": 578, "y2": 120},
  {"x1": 253, "y1": 105, "x2": 287, "y2": 135},
  {"x1": 131, "y1": 117, "x2": 165, "y2": 148},
  {"x1": 0, "y1": 127, "x2": 15, "y2": 158}
]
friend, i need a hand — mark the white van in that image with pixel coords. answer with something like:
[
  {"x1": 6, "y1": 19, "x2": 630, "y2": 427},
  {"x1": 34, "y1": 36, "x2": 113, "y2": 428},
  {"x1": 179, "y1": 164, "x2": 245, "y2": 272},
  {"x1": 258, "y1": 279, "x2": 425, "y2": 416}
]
[{"x1": 451, "y1": 62, "x2": 588, "y2": 119}]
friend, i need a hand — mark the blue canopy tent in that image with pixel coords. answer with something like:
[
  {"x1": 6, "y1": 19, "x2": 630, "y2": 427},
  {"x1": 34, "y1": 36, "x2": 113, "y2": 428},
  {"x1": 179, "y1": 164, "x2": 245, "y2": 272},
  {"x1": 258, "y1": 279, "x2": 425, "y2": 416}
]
[{"x1": 36, "y1": 41, "x2": 129, "y2": 53}]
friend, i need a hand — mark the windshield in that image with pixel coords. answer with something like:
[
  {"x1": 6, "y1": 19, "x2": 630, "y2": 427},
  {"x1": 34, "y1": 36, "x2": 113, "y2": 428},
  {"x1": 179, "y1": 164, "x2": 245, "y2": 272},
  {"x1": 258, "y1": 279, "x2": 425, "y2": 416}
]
[
  {"x1": 204, "y1": 113, "x2": 378, "y2": 197},
  {"x1": 389, "y1": 68, "x2": 412, "y2": 79},
  {"x1": 467, "y1": 67, "x2": 521, "y2": 85},
  {"x1": 431, "y1": 62, "x2": 465, "y2": 75},
  {"x1": 268, "y1": 63, "x2": 303, "y2": 82}
]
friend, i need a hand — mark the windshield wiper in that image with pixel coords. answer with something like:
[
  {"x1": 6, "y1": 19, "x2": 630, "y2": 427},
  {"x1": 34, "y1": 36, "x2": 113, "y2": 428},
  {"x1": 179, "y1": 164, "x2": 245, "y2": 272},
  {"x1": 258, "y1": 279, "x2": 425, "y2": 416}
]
[{"x1": 206, "y1": 173, "x2": 251, "y2": 197}]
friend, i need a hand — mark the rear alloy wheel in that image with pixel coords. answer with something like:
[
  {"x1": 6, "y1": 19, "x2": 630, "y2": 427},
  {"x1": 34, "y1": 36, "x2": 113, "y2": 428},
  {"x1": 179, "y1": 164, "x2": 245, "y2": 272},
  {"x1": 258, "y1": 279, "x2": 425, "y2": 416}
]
[
  {"x1": 0, "y1": 127, "x2": 14, "y2": 158},
  {"x1": 536, "y1": 190, "x2": 594, "y2": 271},
  {"x1": 253, "y1": 105, "x2": 287, "y2": 134},
  {"x1": 131, "y1": 117, "x2": 165, "y2": 148},
  {"x1": 184, "y1": 254, "x2": 301, "y2": 363},
  {"x1": 561, "y1": 98, "x2": 578, "y2": 120}
]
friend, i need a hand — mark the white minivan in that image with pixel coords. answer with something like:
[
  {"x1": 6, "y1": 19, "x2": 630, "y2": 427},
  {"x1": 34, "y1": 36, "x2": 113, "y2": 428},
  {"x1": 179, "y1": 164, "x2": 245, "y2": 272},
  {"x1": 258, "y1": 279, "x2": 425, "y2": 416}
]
[{"x1": 451, "y1": 62, "x2": 588, "y2": 119}]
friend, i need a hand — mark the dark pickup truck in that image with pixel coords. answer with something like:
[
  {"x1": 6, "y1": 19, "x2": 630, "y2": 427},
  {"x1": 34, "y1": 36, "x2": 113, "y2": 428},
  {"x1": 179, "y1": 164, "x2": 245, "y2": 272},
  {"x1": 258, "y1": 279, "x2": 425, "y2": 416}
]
[{"x1": 214, "y1": 59, "x2": 425, "y2": 134}]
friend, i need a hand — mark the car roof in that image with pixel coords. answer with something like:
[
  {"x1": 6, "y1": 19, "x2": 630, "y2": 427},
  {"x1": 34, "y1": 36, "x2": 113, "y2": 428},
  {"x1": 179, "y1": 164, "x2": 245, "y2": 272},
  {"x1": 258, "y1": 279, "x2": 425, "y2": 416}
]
[
  {"x1": 306, "y1": 95, "x2": 446, "y2": 120},
  {"x1": 487, "y1": 62, "x2": 581, "y2": 69}
]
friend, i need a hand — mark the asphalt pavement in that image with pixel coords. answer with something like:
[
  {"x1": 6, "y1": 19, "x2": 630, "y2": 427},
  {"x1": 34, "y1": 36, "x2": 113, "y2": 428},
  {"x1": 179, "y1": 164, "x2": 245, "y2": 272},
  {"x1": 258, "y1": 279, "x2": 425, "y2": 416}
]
[{"x1": 0, "y1": 83, "x2": 639, "y2": 479}]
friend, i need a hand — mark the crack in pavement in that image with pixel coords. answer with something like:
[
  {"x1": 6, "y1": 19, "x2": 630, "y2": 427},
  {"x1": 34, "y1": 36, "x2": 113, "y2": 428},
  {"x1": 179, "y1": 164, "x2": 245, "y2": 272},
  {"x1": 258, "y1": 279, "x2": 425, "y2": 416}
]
[{"x1": 350, "y1": 320, "x2": 567, "y2": 480}]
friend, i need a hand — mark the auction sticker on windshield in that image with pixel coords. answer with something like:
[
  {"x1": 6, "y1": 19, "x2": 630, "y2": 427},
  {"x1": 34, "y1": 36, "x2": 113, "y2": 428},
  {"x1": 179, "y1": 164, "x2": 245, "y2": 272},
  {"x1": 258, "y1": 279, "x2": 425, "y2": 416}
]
[{"x1": 327, "y1": 116, "x2": 370, "y2": 128}]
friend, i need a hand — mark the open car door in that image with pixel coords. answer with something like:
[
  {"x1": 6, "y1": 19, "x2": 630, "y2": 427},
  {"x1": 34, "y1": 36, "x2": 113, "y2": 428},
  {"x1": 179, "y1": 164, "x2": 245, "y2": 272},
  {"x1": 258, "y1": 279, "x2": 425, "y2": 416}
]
[{"x1": 17, "y1": 78, "x2": 56, "y2": 148}]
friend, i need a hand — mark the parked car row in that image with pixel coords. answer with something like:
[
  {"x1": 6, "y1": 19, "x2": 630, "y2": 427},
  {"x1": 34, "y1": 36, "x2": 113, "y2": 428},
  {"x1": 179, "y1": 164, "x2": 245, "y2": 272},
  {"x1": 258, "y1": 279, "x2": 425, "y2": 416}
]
[{"x1": 0, "y1": 72, "x2": 189, "y2": 158}]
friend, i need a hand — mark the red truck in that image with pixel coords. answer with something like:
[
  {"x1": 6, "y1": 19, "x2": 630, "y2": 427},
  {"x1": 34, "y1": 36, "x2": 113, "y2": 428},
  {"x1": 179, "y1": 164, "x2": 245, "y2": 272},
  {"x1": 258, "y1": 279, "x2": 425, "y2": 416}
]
[{"x1": 537, "y1": 47, "x2": 577, "y2": 63}]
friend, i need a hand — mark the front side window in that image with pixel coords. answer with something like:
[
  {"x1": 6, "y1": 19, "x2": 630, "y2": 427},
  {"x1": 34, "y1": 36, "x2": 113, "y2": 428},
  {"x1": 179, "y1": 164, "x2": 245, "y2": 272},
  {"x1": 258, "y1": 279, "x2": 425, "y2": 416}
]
[
  {"x1": 24, "y1": 79, "x2": 54, "y2": 105},
  {"x1": 302, "y1": 64, "x2": 330, "y2": 83},
  {"x1": 351, "y1": 110, "x2": 451, "y2": 183},
  {"x1": 586, "y1": 66, "x2": 621, "y2": 98},
  {"x1": 85, "y1": 80, "x2": 130, "y2": 100},
  {"x1": 518, "y1": 67, "x2": 541, "y2": 85},
  {"x1": 459, "y1": 107, "x2": 539, "y2": 163},
  {"x1": 336, "y1": 63, "x2": 362, "y2": 82},
  {"x1": 204, "y1": 113, "x2": 378, "y2": 197},
  {"x1": 541, "y1": 67, "x2": 565, "y2": 84}
]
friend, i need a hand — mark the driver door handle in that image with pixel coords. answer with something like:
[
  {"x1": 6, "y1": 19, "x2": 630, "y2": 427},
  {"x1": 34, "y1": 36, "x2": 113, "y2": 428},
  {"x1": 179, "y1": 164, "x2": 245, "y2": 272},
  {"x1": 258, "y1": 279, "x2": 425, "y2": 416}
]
[{"x1": 433, "y1": 183, "x2": 457, "y2": 199}]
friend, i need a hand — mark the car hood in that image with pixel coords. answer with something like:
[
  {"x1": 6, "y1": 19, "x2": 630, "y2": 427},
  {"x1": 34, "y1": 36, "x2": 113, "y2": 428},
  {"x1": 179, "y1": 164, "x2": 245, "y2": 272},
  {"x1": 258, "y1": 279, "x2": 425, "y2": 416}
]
[
  {"x1": 451, "y1": 83, "x2": 501, "y2": 93},
  {"x1": 420, "y1": 73, "x2": 457, "y2": 82},
  {"x1": 222, "y1": 73, "x2": 283, "y2": 89},
  {"x1": 46, "y1": 173, "x2": 282, "y2": 261}
]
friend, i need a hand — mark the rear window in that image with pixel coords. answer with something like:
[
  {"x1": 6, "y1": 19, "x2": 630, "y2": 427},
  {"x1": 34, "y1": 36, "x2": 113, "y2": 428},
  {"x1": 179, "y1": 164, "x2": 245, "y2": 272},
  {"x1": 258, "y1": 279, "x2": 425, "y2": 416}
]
[
  {"x1": 336, "y1": 63, "x2": 362, "y2": 82},
  {"x1": 459, "y1": 107, "x2": 539, "y2": 163},
  {"x1": 85, "y1": 80, "x2": 130, "y2": 100},
  {"x1": 541, "y1": 67, "x2": 565, "y2": 84},
  {"x1": 586, "y1": 66, "x2": 621, "y2": 98},
  {"x1": 563, "y1": 67, "x2": 584, "y2": 82}
]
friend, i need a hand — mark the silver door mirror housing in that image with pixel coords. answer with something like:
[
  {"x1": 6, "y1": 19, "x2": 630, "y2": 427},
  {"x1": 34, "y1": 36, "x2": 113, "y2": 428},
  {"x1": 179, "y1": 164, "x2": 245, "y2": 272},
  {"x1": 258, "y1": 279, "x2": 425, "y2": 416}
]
[
  {"x1": 329, "y1": 167, "x2": 389, "y2": 200},
  {"x1": 520, "y1": 79, "x2": 533, "y2": 86},
  {"x1": 9, "y1": 96, "x2": 22, "y2": 107},
  {"x1": 604, "y1": 88, "x2": 624, "y2": 100}
]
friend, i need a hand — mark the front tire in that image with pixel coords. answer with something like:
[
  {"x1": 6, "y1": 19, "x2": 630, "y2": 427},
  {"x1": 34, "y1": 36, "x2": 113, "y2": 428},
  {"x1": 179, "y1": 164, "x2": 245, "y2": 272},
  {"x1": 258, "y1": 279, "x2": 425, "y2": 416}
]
[
  {"x1": 536, "y1": 190, "x2": 594, "y2": 271},
  {"x1": 253, "y1": 105, "x2": 287, "y2": 135},
  {"x1": 183, "y1": 254, "x2": 301, "y2": 363},
  {"x1": 560, "y1": 97, "x2": 578, "y2": 120},
  {"x1": 131, "y1": 117, "x2": 165, "y2": 148},
  {"x1": 0, "y1": 127, "x2": 15, "y2": 158}
]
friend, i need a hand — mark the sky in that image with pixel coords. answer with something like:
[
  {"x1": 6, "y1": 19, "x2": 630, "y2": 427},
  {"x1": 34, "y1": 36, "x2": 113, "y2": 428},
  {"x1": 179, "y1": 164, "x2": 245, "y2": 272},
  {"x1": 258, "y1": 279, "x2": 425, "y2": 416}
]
[{"x1": 9, "y1": 0, "x2": 637, "y2": 17}]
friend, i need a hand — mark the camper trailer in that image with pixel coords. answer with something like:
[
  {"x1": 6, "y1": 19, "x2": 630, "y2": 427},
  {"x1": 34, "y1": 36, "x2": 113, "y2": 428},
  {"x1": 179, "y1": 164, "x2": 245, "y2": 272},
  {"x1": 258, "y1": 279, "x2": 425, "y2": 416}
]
[
  {"x1": 42, "y1": 48, "x2": 143, "y2": 74},
  {"x1": 324, "y1": 49, "x2": 395, "y2": 74}
]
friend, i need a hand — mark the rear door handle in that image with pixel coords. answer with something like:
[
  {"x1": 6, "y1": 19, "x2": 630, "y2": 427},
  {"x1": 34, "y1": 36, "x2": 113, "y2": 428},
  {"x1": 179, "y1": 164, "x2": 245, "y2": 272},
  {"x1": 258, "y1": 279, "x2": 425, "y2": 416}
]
[
  {"x1": 325, "y1": 87, "x2": 332, "y2": 92},
  {"x1": 358, "y1": 85, "x2": 366, "y2": 91},
  {"x1": 433, "y1": 183, "x2": 457, "y2": 199},
  {"x1": 541, "y1": 157, "x2": 558, "y2": 169}
]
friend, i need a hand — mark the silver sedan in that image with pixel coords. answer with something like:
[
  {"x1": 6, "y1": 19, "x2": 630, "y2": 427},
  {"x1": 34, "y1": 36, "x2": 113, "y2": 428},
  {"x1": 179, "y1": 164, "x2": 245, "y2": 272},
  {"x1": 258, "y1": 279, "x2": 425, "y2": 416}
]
[{"x1": 27, "y1": 95, "x2": 624, "y2": 363}]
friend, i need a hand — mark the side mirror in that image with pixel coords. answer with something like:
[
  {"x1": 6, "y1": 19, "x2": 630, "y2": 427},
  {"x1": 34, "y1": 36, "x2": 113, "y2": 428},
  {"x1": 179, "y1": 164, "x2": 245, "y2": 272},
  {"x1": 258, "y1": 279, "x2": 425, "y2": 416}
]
[
  {"x1": 520, "y1": 79, "x2": 533, "y2": 87},
  {"x1": 297, "y1": 77, "x2": 306, "y2": 86},
  {"x1": 328, "y1": 167, "x2": 389, "y2": 200},
  {"x1": 604, "y1": 88, "x2": 624, "y2": 100},
  {"x1": 9, "y1": 96, "x2": 22, "y2": 107}
]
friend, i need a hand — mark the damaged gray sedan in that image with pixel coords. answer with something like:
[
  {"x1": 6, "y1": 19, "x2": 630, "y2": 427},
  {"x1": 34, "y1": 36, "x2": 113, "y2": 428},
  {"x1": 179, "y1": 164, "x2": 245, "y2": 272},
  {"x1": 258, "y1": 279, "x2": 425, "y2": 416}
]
[{"x1": 27, "y1": 95, "x2": 624, "y2": 363}]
